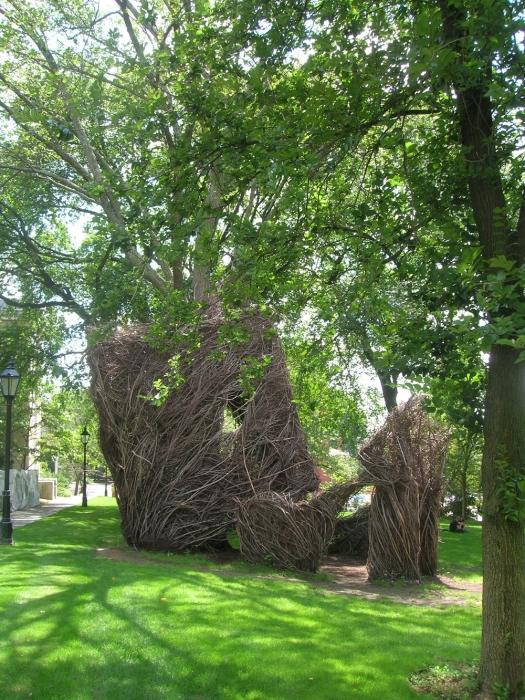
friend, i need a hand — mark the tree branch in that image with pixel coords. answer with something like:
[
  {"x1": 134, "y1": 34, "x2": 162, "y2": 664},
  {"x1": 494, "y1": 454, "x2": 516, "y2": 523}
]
[{"x1": 0, "y1": 293, "x2": 92, "y2": 323}]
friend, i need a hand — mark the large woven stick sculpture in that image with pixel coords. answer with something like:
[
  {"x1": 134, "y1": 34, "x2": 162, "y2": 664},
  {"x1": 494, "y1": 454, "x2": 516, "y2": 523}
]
[{"x1": 88, "y1": 311, "x2": 318, "y2": 551}]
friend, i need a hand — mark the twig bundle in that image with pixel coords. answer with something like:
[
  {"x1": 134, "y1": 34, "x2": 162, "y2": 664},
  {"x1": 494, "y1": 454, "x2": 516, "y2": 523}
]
[
  {"x1": 236, "y1": 481, "x2": 363, "y2": 572},
  {"x1": 329, "y1": 505, "x2": 370, "y2": 556},
  {"x1": 358, "y1": 396, "x2": 451, "y2": 581},
  {"x1": 87, "y1": 311, "x2": 318, "y2": 551}
]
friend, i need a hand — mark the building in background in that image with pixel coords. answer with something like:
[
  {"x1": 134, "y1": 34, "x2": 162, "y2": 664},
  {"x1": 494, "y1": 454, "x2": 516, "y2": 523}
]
[{"x1": 0, "y1": 299, "x2": 54, "y2": 507}]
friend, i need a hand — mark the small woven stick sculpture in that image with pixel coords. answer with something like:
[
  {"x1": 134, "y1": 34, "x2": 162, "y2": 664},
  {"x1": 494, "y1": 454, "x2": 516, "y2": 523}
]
[
  {"x1": 236, "y1": 481, "x2": 363, "y2": 572},
  {"x1": 358, "y1": 396, "x2": 451, "y2": 581}
]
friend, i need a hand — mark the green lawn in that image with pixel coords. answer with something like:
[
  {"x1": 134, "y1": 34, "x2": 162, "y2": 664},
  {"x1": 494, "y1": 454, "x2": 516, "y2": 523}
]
[
  {"x1": 437, "y1": 520, "x2": 483, "y2": 583},
  {"x1": 0, "y1": 500, "x2": 481, "y2": 700}
]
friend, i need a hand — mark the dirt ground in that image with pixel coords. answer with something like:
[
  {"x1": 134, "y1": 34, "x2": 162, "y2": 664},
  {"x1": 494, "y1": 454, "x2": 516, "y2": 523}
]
[
  {"x1": 316, "y1": 555, "x2": 481, "y2": 606},
  {"x1": 96, "y1": 548, "x2": 481, "y2": 607}
]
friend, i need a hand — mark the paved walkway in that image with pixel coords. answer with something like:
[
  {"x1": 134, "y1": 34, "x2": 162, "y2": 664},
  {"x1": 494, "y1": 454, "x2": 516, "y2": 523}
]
[{"x1": 11, "y1": 483, "x2": 111, "y2": 529}]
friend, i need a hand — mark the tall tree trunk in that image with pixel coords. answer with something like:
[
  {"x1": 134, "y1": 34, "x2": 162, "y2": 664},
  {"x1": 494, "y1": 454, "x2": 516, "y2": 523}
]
[
  {"x1": 377, "y1": 371, "x2": 398, "y2": 412},
  {"x1": 460, "y1": 432, "x2": 474, "y2": 520},
  {"x1": 74, "y1": 471, "x2": 82, "y2": 497},
  {"x1": 460, "y1": 86, "x2": 525, "y2": 700},
  {"x1": 438, "y1": 2, "x2": 525, "y2": 694},
  {"x1": 193, "y1": 171, "x2": 223, "y2": 302},
  {"x1": 480, "y1": 345, "x2": 525, "y2": 697},
  {"x1": 461, "y1": 463, "x2": 467, "y2": 521}
]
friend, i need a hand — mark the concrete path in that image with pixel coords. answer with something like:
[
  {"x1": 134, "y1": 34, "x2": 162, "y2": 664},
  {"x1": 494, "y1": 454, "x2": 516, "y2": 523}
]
[{"x1": 11, "y1": 483, "x2": 112, "y2": 529}]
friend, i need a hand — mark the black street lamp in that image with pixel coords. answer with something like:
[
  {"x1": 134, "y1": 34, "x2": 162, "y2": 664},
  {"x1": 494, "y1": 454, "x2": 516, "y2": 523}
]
[
  {"x1": 1, "y1": 361, "x2": 21, "y2": 545},
  {"x1": 81, "y1": 427, "x2": 89, "y2": 508},
  {"x1": 104, "y1": 463, "x2": 108, "y2": 497}
]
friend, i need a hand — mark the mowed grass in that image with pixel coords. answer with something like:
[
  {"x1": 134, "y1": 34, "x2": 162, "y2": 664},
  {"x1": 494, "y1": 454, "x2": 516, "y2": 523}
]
[
  {"x1": 437, "y1": 520, "x2": 482, "y2": 583},
  {"x1": 0, "y1": 500, "x2": 481, "y2": 700}
]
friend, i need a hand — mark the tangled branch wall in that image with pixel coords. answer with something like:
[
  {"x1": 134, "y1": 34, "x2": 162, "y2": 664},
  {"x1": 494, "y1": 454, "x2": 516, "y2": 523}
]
[
  {"x1": 236, "y1": 397, "x2": 450, "y2": 578},
  {"x1": 89, "y1": 314, "x2": 450, "y2": 580},
  {"x1": 88, "y1": 312, "x2": 319, "y2": 551},
  {"x1": 236, "y1": 481, "x2": 363, "y2": 572},
  {"x1": 358, "y1": 396, "x2": 451, "y2": 580}
]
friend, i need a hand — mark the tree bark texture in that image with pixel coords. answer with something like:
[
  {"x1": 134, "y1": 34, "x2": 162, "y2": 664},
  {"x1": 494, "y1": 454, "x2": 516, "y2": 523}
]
[
  {"x1": 193, "y1": 171, "x2": 223, "y2": 302},
  {"x1": 378, "y1": 371, "x2": 399, "y2": 413},
  {"x1": 437, "y1": 2, "x2": 525, "y2": 694},
  {"x1": 480, "y1": 345, "x2": 525, "y2": 697},
  {"x1": 459, "y1": 77, "x2": 525, "y2": 700}
]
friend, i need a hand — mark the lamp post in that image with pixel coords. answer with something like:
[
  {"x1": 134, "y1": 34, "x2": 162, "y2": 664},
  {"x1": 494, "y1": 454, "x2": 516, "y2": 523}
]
[
  {"x1": 104, "y1": 463, "x2": 108, "y2": 497},
  {"x1": 81, "y1": 427, "x2": 89, "y2": 508},
  {"x1": 1, "y1": 361, "x2": 21, "y2": 545}
]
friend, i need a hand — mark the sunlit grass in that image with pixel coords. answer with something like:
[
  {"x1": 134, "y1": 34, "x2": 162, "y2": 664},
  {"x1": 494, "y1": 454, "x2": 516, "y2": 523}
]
[
  {"x1": 437, "y1": 520, "x2": 482, "y2": 583},
  {"x1": 0, "y1": 500, "x2": 481, "y2": 700}
]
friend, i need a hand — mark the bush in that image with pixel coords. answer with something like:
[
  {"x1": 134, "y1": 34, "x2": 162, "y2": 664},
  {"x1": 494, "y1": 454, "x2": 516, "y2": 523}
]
[{"x1": 441, "y1": 493, "x2": 481, "y2": 519}]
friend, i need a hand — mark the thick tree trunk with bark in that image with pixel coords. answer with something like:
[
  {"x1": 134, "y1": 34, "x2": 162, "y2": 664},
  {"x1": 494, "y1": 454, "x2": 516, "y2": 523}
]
[
  {"x1": 193, "y1": 170, "x2": 224, "y2": 302},
  {"x1": 461, "y1": 88, "x2": 525, "y2": 694},
  {"x1": 438, "y1": 2, "x2": 525, "y2": 695},
  {"x1": 480, "y1": 345, "x2": 525, "y2": 697}
]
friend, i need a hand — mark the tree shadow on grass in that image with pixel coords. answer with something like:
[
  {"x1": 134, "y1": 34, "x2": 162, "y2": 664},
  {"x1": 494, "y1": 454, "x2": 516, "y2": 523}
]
[{"x1": 0, "y1": 501, "x2": 481, "y2": 700}]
